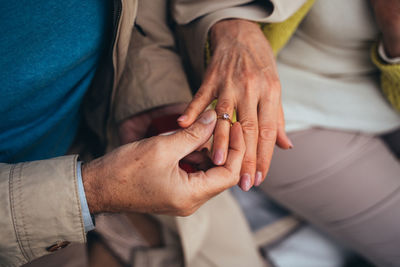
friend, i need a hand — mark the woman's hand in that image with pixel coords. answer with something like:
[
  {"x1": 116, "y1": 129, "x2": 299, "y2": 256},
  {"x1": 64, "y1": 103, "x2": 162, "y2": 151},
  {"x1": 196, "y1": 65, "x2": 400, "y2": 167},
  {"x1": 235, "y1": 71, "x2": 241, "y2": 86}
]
[
  {"x1": 371, "y1": 0, "x2": 400, "y2": 57},
  {"x1": 178, "y1": 19, "x2": 292, "y2": 191},
  {"x1": 82, "y1": 110, "x2": 245, "y2": 216}
]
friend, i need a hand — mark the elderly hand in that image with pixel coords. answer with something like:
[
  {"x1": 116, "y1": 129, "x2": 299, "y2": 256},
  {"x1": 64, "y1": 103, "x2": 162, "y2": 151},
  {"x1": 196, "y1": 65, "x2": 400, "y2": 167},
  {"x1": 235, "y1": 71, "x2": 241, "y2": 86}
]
[
  {"x1": 178, "y1": 19, "x2": 292, "y2": 191},
  {"x1": 371, "y1": 0, "x2": 400, "y2": 57},
  {"x1": 82, "y1": 110, "x2": 245, "y2": 216},
  {"x1": 118, "y1": 103, "x2": 213, "y2": 170}
]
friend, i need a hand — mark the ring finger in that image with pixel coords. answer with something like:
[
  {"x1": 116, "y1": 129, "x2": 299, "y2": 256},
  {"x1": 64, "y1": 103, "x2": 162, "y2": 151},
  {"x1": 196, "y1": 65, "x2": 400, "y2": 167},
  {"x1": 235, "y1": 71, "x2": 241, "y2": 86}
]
[{"x1": 212, "y1": 95, "x2": 235, "y2": 166}]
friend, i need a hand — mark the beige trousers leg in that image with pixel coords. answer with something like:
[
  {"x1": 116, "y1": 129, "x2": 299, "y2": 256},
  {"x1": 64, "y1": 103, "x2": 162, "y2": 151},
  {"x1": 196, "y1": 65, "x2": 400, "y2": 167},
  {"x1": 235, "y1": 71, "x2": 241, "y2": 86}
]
[{"x1": 260, "y1": 128, "x2": 400, "y2": 267}]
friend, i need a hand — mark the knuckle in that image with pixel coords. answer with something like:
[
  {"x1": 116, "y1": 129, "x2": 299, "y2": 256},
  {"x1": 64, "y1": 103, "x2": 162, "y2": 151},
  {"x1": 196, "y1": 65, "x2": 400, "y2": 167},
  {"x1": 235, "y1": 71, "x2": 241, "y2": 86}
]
[
  {"x1": 215, "y1": 99, "x2": 232, "y2": 113},
  {"x1": 243, "y1": 75, "x2": 273, "y2": 97},
  {"x1": 243, "y1": 158, "x2": 257, "y2": 168},
  {"x1": 264, "y1": 85, "x2": 281, "y2": 102},
  {"x1": 193, "y1": 89, "x2": 205, "y2": 100},
  {"x1": 268, "y1": 78, "x2": 281, "y2": 91},
  {"x1": 213, "y1": 128, "x2": 229, "y2": 142},
  {"x1": 183, "y1": 127, "x2": 202, "y2": 141},
  {"x1": 224, "y1": 79, "x2": 236, "y2": 90},
  {"x1": 243, "y1": 84, "x2": 258, "y2": 98},
  {"x1": 241, "y1": 120, "x2": 258, "y2": 133},
  {"x1": 244, "y1": 72, "x2": 259, "y2": 85},
  {"x1": 259, "y1": 125, "x2": 277, "y2": 142}
]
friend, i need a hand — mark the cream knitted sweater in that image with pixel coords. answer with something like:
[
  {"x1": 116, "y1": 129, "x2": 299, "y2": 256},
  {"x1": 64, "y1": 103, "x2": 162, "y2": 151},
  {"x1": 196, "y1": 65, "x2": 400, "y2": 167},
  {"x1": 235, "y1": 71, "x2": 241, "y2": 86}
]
[{"x1": 268, "y1": 0, "x2": 400, "y2": 134}]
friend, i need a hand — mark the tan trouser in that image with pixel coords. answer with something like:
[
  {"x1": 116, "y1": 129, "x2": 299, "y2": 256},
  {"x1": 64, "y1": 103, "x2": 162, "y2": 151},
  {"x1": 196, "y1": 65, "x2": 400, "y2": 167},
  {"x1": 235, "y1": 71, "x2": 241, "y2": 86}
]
[{"x1": 260, "y1": 128, "x2": 400, "y2": 267}]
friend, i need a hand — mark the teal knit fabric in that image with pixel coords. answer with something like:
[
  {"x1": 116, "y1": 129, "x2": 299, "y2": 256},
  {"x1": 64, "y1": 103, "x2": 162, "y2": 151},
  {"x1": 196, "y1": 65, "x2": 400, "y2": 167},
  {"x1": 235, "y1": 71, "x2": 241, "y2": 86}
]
[{"x1": 0, "y1": 0, "x2": 110, "y2": 163}]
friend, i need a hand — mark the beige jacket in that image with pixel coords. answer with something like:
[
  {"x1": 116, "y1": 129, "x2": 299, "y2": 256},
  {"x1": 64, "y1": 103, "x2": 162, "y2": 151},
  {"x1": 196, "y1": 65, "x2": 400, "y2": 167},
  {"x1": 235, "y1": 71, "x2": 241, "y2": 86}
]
[{"x1": 0, "y1": 0, "x2": 303, "y2": 266}]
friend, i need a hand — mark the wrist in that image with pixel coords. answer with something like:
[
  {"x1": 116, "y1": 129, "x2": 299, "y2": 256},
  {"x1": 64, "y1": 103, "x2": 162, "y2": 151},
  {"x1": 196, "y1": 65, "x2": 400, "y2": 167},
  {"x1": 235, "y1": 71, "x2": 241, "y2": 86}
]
[
  {"x1": 381, "y1": 35, "x2": 400, "y2": 58},
  {"x1": 210, "y1": 19, "x2": 260, "y2": 48},
  {"x1": 81, "y1": 159, "x2": 105, "y2": 214}
]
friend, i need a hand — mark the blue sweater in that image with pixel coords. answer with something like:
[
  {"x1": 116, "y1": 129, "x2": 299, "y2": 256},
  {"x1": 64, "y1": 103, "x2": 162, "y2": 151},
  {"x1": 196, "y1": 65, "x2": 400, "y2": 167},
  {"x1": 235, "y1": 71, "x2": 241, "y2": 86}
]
[{"x1": 0, "y1": 0, "x2": 110, "y2": 163}]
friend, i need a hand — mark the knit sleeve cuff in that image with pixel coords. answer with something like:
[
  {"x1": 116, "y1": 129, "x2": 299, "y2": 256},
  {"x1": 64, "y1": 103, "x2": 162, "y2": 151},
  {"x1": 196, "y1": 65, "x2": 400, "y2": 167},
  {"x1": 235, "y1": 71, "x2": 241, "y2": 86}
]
[{"x1": 371, "y1": 42, "x2": 400, "y2": 112}]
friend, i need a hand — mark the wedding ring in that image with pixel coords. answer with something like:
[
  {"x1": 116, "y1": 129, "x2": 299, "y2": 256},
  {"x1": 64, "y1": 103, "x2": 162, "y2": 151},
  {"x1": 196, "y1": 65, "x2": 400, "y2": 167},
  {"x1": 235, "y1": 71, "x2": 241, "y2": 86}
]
[{"x1": 217, "y1": 113, "x2": 233, "y2": 124}]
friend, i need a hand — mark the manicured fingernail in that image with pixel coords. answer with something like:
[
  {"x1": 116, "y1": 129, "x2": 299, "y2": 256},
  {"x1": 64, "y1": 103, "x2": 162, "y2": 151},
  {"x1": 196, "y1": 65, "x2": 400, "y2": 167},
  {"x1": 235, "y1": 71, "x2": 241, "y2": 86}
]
[
  {"x1": 213, "y1": 149, "x2": 224, "y2": 165},
  {"x1": 254, "y1": 171, "x2": 263, "y2": 186},
  {"x1": 288, "y1": 139, "x2": 294, "y2": 149},
  {"x1": 177, "y1": 115, "x2": 188, "y2": 122},
  {"x1": 198, "y1": 110, "x2": 215, "y2": 125},
  {"x1": 240, "y1": 173, "x2": 251, "y2": 191}
]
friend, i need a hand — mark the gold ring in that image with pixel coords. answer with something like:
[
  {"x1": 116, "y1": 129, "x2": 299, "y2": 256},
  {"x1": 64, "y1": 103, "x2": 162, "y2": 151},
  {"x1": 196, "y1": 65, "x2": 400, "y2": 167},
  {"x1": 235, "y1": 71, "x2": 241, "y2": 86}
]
[{"x1": 217, "y1": 113, "x2": 233, "y2": 124}]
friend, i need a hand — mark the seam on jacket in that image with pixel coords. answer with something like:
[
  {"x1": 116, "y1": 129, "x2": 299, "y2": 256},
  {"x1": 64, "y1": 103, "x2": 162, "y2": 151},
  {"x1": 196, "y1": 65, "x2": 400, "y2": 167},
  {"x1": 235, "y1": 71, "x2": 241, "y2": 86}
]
[
  {"x1": 19, "y1": 163, "x2": 35, "y2": 258},
  {"x1": 9, "y1": 163, "x2": 29, "y2": 262},
  {"x1": 72, "y1": 156, "x2": 86, "y2": 241}
]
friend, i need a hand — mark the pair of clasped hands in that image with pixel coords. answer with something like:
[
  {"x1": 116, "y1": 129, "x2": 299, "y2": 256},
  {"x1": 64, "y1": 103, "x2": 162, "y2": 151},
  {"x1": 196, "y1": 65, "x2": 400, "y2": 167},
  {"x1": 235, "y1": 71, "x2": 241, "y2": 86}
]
[
  {"x1": 83, "y1": 1, "x2": 400, "y2": 217},
  {"x1": 83, "y1": 20, "x2": 288, "y2": 217}
]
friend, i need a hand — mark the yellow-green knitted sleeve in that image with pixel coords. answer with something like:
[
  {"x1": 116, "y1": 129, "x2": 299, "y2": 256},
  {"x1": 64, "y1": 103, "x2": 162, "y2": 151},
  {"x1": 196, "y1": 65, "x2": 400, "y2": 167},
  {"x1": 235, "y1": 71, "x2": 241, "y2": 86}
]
[
  {"x1": 371, "y1": 43, "x2": 400, "y2": 112},
  {"x1": 260, "y1": 0, "x2": 315, "y2": 55},
  {"x1": 205, "y1": 0, "x2": 315, "y2": 65}
]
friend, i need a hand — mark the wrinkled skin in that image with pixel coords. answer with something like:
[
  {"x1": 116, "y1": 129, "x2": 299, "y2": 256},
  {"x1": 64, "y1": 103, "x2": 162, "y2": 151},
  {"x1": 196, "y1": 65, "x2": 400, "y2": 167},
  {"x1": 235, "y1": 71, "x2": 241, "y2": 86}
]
[
  {"x1": 83, "y1": 110, "x2": 245, "y2": 216},
  {"x1": 178, "y1": 19, "x2": 292, "y2": 191}
]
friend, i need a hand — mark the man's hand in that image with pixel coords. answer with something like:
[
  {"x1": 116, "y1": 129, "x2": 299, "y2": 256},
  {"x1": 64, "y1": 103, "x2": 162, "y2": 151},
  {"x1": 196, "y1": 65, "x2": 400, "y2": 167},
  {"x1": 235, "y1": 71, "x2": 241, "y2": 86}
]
[
  {"x1": 177, "y1": 19, "x2": 292, "y2": 191},
  {"x1": 371, "y1": 0, "x2": 400, "y2": 57},
  {"x1": 118, "y1": 102, "x2": 212, "y2": 170},
  {"x1": 118, "y1": 103, "x2": 187, "y2": 144},
  {"x1": 82, "y1": 110, "x2": 245, "y2": 216}
]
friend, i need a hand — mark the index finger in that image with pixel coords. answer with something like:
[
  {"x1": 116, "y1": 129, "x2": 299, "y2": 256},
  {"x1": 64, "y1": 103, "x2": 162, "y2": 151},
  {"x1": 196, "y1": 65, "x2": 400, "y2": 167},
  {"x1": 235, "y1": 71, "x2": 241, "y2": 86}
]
[{"x1": 178, "y1": 75, "x2": 217, "y2": 128}]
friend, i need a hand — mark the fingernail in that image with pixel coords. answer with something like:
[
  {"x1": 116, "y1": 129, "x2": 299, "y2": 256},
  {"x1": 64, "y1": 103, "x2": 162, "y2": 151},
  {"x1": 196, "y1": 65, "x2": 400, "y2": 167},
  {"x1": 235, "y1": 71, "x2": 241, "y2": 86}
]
[
  {"x1": 254, "y1": 171, "x2": 263, "y2": 186},
  {"x1": 213, "y1": 149, "x2": 224, "y2": 165},
  {"x1": 240, "y1": 173, "x2": 251, "y2": 191},
  {"x1": 198, "y1": 110, "x2": 215, "y2": 125},
  {"x1": 177, "y1": 115, "x2": 188, "y2": 122},
  {"x1": 288, "y1": 139, "x2": 294, "y2": 149}
]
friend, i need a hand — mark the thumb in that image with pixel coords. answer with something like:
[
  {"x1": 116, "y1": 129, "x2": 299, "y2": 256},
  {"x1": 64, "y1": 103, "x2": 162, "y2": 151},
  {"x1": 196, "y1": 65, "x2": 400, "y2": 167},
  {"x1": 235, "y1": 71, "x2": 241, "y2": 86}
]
[{"x1": 165, "y1": 109, "x2": 217, "y2": 159}]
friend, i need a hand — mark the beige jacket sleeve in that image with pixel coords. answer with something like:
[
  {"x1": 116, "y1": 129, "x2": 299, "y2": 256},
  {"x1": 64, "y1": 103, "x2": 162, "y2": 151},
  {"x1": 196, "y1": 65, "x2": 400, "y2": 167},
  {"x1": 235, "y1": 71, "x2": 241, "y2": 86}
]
[
  {"x1": 172, "y1": 0, "x2": 306, "y2": 86},
  {"x1": 0, "y1": 156, "x2": 86, "y2": 266},
  {"x1": 113, "y1": 0, "x2": 193, "y2": 123}
]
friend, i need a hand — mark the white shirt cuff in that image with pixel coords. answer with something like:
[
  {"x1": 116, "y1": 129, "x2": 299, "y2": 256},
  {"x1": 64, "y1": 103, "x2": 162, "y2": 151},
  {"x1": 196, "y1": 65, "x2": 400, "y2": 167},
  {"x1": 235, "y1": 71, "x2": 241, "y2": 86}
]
[{"x1": 77, "y1": 161, "x2": 95, "y2": 232}]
